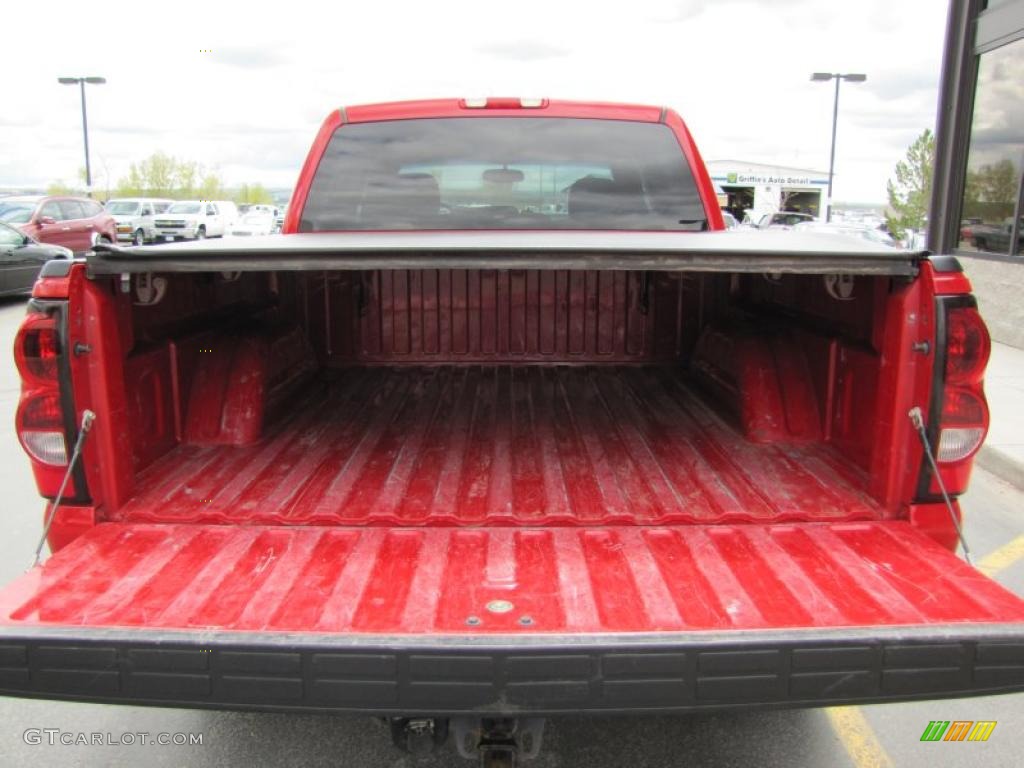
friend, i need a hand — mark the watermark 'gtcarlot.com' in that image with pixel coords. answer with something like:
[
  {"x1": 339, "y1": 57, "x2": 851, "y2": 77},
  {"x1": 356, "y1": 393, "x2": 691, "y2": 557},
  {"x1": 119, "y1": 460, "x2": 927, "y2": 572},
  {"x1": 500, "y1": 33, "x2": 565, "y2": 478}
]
[{"x1": 24, "y1": 729, "x2": 204, "y2": 747}]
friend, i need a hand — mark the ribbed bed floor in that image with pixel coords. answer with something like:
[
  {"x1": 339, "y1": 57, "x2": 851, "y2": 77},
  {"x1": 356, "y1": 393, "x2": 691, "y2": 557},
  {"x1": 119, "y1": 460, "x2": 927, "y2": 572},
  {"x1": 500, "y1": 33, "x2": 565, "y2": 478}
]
[{"x1": 116, "y1": 366, "x2": 883, "y2": 526}]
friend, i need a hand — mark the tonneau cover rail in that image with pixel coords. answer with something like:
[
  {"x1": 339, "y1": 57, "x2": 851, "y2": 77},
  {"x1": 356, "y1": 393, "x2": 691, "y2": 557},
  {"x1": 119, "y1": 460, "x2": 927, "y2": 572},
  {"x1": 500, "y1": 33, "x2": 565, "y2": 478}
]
[{"x1": 88, "y1": 231, "x2": 922, "y2": 276}]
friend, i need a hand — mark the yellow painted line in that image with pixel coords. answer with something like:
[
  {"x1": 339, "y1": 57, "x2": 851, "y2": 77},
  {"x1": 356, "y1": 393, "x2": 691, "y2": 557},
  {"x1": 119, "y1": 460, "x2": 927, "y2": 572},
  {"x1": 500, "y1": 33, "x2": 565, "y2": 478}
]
[
  {"x1": 976, "y1": 534, "x2": 1024, "y2": 576},
  {"x1": 826, "y1": 706, "x2": 894, "y2": 768}
]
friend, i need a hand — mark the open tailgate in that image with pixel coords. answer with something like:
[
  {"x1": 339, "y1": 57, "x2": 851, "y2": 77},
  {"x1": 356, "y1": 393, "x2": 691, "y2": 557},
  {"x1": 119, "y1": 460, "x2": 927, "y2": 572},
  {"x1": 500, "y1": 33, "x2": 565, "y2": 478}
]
[{"x1": 2, "y1": 521, "x2": 1024, "y2": 715}]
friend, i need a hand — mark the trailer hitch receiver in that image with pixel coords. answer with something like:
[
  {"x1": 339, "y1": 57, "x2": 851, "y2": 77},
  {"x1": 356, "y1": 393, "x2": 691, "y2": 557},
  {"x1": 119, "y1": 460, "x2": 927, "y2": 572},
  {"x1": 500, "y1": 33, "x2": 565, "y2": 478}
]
[{"x1": 453, "y1": 717, "x2": 546, "y2": 767}]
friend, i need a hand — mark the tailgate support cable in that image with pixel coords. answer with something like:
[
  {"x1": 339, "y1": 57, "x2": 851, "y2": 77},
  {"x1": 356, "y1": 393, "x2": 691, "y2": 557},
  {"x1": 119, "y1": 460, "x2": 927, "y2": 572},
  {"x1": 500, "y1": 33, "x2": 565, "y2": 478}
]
[
  {"x1": 31, "y1": 410, "x2": 96, "y2": 569},
  {"x1": 908, "y1": 406, "x2": 972, "y2": 564}
]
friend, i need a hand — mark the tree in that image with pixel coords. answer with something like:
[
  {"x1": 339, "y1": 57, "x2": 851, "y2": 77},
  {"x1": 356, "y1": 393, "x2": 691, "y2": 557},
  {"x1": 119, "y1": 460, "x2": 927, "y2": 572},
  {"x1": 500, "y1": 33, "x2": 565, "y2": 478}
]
[
  {"x1": 115, "y1": 164, "x2": 146, "y2": 198},
  {"x1": 977, "y1": 159, "x2": 1018, "y2": 204},
  {"x1": 137, "y1": 152, "x2": 177, "y2": 197},
  {"x1": 46, "y1": 181, "x2": 77, "y2": 196},
  {"x1": 115, "y1": 153, "x2": 225, "y2": 200},
  {"x1": 885, "y1": 129, "x2": 935, "y2": 240},
  {"x1": 197, "y1": 173, "x2": 226, "y2": 201},
  {"x1": 963, "y1": 160, "x2": 1019, "y2": 223},
  {"x1": 176, "y1": 160, "x2": 200, "y2": 199},
  {"x1": 234, "y1": 182, "x2": 274, "y2": 205}
]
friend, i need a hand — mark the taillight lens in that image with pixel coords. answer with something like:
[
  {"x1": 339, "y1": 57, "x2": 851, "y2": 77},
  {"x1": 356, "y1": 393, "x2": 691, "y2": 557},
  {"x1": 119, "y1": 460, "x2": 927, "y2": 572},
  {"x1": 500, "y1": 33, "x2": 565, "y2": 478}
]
[
  {"x1": 15, "y1": 307, "x2": 70, "y2": 477},
  {"x1": 937, "y1": 388, "x2": 987, "y2": 462},
  {"x1": 17, "y1": 391, "x2": 68, "y2": 465},
  {"x1": 926, "y1": 303, "x2": 991, "y2": 498},
  {"x1": 945, "y1": 307, "x2": 990, "y2": 384},
  {"x1": 14, "y1": 313, "x2": 61, "y2": 387}
]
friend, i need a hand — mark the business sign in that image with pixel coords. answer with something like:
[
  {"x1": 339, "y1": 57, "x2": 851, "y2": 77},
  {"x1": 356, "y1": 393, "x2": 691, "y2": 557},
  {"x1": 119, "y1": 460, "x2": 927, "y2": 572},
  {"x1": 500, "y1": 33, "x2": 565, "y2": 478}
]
[{"x1": 724, "y1": 172, "x2": 820, "y2": 186}]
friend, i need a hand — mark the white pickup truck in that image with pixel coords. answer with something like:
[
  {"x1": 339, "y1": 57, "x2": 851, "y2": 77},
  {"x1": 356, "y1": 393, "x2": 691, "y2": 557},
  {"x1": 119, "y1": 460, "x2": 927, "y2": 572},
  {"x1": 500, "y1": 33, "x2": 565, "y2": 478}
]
[{"x1": 152, "y1": 200, "x2": 239, "y2": 241}]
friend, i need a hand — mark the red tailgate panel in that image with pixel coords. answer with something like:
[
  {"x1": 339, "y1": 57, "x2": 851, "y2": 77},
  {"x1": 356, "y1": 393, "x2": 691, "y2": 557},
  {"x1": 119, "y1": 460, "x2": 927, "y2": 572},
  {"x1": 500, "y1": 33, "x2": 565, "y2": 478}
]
[{"x1": 2, "y1": 521, "x2": 1023, "y2": 634}]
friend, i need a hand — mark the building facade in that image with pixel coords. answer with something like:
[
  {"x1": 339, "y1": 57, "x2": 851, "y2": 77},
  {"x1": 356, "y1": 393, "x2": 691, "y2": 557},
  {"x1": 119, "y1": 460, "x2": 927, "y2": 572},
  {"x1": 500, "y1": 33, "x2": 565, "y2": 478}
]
[{"x1": 705, "y1": 160, "x2": 829, "y2": 225}]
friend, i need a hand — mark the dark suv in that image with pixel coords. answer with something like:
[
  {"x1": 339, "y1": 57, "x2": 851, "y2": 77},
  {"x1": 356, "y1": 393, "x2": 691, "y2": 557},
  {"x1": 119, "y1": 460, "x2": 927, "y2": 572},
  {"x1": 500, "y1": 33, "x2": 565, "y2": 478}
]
[{"x1": 0, "y1": 195, "x2": 117, "y2": 255}]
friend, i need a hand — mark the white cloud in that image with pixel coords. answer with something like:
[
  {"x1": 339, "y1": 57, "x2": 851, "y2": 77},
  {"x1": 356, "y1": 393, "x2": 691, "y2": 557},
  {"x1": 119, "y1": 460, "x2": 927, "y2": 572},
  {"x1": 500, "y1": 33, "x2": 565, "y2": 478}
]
[
  {"x1": 1, "y1": 0, "x2": 948, "y2": 202},
  {"x1": 477, "y1": 42, "x2": 570, "y2": 61}
]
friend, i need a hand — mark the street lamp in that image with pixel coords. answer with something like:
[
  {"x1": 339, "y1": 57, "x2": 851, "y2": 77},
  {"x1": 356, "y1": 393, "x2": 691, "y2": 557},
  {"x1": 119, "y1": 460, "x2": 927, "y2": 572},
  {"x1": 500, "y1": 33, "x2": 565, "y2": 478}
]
[
  {"x1": 811, "y1": 72, "x2": 866, "y2": 222},
  {"x1": 57, "y1": 76, "x2": 106, "y2": 197}
]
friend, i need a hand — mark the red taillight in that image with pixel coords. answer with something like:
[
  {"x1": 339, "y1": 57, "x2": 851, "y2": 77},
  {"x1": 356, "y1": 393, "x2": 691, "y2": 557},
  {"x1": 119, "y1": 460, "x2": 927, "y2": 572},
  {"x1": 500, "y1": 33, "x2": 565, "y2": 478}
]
[
  {"x1": 945, "y1": 307, "x2": 990, "y2": 384},
  {"x1": 928, "y1": 303, "x2": 991, "y2": 497},
  {"x1": 15, "y1": 308, "x2": 70, "y2": 475},
  {"x1": 14, "y1": 313, "x2": 62, "y2": 386}
]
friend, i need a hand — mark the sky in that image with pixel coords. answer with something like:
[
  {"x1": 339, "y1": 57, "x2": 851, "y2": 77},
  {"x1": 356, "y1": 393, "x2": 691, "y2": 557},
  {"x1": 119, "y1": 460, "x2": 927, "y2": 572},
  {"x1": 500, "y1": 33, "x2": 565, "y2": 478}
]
[{"x1": 1, "y1": 0, "x2": 949, "y2": 204}]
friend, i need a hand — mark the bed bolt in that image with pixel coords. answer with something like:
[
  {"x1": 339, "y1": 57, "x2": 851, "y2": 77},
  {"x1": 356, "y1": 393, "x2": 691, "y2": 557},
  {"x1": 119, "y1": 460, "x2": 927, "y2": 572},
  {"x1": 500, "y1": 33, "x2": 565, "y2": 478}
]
[
  {"x1": 518, "y1": 615, "x2": 533, "y2": 626},
  {"x1": 912, "y1": 340, "x2": 931, "y2": 355},
  {"x1": 466, "y1": 615, "x2": 481, "y2": 626}
]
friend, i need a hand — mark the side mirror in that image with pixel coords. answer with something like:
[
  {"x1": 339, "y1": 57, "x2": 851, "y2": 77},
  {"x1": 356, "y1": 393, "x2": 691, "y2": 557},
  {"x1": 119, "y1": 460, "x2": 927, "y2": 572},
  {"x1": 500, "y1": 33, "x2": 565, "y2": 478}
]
[{"x1": 38, "y1": 216, "x2": 56, "y2": 226}]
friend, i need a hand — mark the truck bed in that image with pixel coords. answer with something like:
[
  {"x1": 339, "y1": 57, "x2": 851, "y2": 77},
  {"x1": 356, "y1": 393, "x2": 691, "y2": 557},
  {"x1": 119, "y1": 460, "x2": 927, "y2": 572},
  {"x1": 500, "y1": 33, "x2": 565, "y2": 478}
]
[{"x1": 115, "y1": 365, "x2": 882, "y2": 527}]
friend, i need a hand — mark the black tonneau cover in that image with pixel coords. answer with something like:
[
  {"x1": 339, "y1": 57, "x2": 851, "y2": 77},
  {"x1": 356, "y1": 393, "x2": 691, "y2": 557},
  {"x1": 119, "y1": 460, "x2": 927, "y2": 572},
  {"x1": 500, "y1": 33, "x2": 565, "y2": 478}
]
[{"x1": 88, "y1": 230, "x2": 922, "y2": 276}]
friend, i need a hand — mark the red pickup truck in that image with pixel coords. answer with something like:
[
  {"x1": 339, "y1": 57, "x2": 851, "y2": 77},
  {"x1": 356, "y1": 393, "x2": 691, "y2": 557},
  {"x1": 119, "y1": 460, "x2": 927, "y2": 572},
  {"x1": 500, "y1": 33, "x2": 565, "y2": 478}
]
[{"x1": 3, "y1": 97, "x2": 1023, "y2": 763}]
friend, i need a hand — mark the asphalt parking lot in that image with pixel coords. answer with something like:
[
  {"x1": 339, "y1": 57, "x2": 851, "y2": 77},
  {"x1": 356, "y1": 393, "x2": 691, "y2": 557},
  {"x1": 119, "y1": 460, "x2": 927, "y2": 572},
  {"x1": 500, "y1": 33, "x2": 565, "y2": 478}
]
[{"x1": 0, "y1": 294, "x2": 1022, "y2": 767}]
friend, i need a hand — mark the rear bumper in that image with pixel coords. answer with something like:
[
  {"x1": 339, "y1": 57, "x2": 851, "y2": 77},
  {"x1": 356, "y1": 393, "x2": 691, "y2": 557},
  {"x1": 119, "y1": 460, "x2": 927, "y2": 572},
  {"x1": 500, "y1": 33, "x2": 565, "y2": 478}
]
[{"x1": 3, "y1": 624, "x2": 1024, "y2": 715}]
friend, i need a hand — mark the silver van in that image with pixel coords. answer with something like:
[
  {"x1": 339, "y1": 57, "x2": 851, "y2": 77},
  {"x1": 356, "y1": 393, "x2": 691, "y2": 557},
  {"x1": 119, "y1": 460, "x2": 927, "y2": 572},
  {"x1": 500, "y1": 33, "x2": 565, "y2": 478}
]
[{"x1": 105, "y1": 198, "x2": 174, "y2": 245}]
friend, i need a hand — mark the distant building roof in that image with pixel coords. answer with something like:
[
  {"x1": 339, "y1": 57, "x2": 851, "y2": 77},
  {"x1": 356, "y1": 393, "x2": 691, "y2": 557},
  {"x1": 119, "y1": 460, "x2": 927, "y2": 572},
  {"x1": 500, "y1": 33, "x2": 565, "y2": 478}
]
[{"x1": 706, "y1": 159, "x2": 829, "y2": 179}]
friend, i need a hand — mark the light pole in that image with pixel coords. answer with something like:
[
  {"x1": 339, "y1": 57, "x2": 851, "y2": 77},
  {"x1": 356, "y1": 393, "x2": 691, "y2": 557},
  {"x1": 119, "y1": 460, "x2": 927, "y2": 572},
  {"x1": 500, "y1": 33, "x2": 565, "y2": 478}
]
[
  {"x1": 57, "y1": 76, "x2": 106, "y2": 197},
  {"x1": 811, "y1": 72, "x2": 866, "y2": 222}
]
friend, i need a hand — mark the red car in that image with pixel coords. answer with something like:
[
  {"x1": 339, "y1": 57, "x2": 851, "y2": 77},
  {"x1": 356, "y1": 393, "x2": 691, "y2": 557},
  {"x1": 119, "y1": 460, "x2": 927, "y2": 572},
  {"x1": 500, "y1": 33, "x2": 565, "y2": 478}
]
[{"x1": 0, "y1": 195, "x2": 116, "y2": 256}]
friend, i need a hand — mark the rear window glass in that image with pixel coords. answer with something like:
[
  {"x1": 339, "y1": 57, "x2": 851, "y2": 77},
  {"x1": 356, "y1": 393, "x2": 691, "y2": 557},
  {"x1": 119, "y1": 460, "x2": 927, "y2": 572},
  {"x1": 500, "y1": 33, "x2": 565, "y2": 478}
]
[{"x1": 300, "y1": 117, "x2": 707, "y2": 231}]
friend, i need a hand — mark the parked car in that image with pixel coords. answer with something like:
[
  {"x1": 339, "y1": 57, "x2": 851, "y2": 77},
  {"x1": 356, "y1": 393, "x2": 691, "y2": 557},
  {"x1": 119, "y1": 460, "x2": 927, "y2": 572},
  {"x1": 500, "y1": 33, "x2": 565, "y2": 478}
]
[
  {"x1": 105, "y1": 198, "x2": 174, "y2": 245},
  {"x1": 756, "y1": 211, "x2": 815, "y2": 229},
  {"x1": 969, "y1": 217, "x2": 1022, "y2": 253},
  {"x1": 0, "y1": 195, "x2": 116, "y2": 255},
  {"x1": 248, "y1": 204, "x2": 280, "y2": 218},
  {"x1": 0, "y1": 221, "x2": 71, "y2": 295},
  {"x1": 794, "y1": 220, "x2": 897, "y2": 247},
  {"x1": 721, "y1": 210, "x2": 738, "y2": 229},
  {"x1": 152, "y1": 200, "x2": 239, "y2": 241},
  {"x1": 959, "y1": 216, "x2": 983, "y2": 242},
  {"x1": 228, "y1": 211, "x2": 276, "y2": 237},
  {"x1": 1, "y1": 97, "x2": 1019, "y2": 766}
]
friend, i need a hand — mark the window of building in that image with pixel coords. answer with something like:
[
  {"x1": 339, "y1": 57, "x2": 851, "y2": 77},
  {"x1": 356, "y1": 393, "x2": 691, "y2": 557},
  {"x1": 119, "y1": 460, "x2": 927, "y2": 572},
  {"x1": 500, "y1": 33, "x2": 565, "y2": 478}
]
[{"x1": 958, "y1": 36, "x2": 1024, "y2": 255}]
